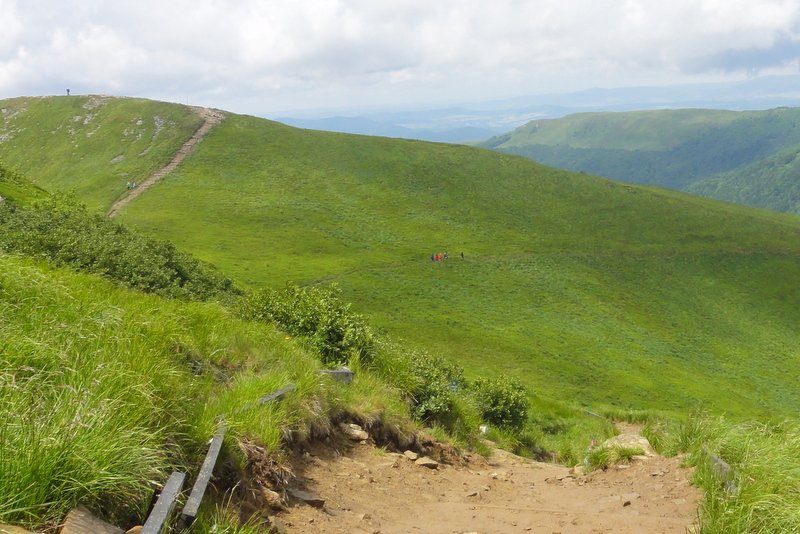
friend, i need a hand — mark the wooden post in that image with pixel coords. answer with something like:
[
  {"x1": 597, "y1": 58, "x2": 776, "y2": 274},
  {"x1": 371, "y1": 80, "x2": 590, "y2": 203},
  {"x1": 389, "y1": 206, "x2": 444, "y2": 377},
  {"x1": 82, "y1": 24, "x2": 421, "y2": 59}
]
[
  {"x1": 257, "y1": 383, "x2": 296, "y2": 405},
  {"x1": 141, "y1": 471, "x2": 185, "y2": 534},
  {"x1": 178, "y1": 425, "x2": 227, "y2": 529},
  {"x1": 320, "y1": 367, "x2": 354, "y2": 383}
]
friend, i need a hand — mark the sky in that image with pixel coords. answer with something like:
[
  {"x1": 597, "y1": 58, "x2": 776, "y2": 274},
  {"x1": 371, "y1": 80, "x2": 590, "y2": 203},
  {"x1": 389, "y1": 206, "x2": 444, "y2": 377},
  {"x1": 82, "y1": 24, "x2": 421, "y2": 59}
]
[{"x1": 1, "y1": 0, "x2": 799, "y2": 116}]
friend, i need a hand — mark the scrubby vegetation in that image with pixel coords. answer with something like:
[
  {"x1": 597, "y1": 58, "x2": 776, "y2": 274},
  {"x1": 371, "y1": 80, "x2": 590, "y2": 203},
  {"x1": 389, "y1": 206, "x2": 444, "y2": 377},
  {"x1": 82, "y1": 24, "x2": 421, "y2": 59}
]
[
  {"x1": 0, "y1": 194, "x2": 238, "y2": 300},
  {"x1": 239, "y1": 283, "x2": 375, "y2": 366}
]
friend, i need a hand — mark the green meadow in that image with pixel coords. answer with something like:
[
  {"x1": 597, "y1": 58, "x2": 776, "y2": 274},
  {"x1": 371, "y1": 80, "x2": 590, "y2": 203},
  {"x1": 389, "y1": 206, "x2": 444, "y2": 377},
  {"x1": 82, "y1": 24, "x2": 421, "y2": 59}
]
[{"x1": 15, "y1": 107, "x2": 791, "y2": 420}]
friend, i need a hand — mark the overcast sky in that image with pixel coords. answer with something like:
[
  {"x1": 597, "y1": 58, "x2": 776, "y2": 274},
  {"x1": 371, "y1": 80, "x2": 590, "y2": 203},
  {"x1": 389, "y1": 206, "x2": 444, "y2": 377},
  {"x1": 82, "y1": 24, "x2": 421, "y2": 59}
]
[{"x1": 1, "y1": 0, "x2": 799, "y2": 115}]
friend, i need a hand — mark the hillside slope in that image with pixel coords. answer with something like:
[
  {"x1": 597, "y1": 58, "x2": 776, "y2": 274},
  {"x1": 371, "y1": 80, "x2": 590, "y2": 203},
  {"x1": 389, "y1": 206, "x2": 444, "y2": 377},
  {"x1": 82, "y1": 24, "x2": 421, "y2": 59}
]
[
  {"x1": 0, "y1": 96, "x2": 203, "y2": 209},
  {"x1": 3, "y1": 97, "x2": 800, "y2": 418},
  {"x1": 481, "y1": 108, "x2": 800, "y2": 213}
]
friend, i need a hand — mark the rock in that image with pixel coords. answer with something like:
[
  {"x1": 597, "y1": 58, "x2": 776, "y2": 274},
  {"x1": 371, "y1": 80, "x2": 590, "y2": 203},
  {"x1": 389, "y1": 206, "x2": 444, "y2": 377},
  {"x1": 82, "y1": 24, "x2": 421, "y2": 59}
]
[
  {"x1": 339, "y1": 423, "x2": 369, "y2": 441},
  {"x1": 287, "y1": 488, "x2": 325, "y2": 509},
  {"x1": 403, "y1": 450, "x2": 419, "y2": 460},
  {"x1": 262, "y1": 487, "x2": 286, "y2": 510},
  {"x1": 61, "y1": 506, "x2": 123, "y2": 534},
  {"x1": 570, "y1": 464, "x2": 585, "y2": 476},
  {"x1": 602, "y1": 433, "x2": 655, "y2": 456},
  {"x1": 623, "y1": 500, "x2": 632, "y2": 507},
  {"x1": 0, "y1": 525, "x2": 36, "y2": 534},
  {"x1": 415, "y1": 457, "x2": 439, "y2": 469},
  {"x1": 359, "y1": 513, "x2": 372, "y2": 521},
  {"x1": 125, "y1": 528, "x2": 143, "y2": 534}
]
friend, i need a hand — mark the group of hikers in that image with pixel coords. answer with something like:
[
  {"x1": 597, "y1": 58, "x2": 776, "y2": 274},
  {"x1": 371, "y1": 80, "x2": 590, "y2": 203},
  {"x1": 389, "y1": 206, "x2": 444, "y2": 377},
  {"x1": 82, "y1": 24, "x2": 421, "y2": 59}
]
[
  {"x1": 430, "y1": 251, "x2": 464, "y2": 262},
  {"x1": 125, "y1": 181, "x2": 138, "y2": 190}
]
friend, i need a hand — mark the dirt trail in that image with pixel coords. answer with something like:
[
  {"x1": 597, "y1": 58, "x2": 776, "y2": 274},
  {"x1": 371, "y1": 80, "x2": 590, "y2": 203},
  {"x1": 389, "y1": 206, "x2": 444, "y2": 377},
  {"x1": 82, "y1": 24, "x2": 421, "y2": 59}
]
[
  {"x1": 274, "y1": 426, "x2": 701, "y2": 534},
  {"x1": 106, "y1": 107, "x2": 224, "y2": 218}
]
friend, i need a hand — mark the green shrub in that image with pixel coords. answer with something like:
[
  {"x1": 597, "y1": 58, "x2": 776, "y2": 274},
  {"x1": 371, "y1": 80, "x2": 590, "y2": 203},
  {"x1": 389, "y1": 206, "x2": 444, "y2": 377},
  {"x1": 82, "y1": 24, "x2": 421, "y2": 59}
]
[
  {"x1": 405, "y1": 350, "x2": 465, "y2": 423},
  {"x1": 239, "y1": 283, "x2": 375, "y2": 367},
  {"x1": 471, "y1": 377, "x2": 529, "y2": 430},
  {"x1": 0, "y1": 194, "x2": 237, "y2": 300}
]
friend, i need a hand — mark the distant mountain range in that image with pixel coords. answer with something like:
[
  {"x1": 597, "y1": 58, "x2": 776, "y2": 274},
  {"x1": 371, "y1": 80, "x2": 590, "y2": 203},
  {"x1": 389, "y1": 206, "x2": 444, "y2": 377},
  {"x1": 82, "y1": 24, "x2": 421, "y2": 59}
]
[
  {"x1": 274, "y1": 74, "x2": 800, "y2": 142},
  {"x1": 480, "y1": 107, "x2": 800, "y2": 215}
]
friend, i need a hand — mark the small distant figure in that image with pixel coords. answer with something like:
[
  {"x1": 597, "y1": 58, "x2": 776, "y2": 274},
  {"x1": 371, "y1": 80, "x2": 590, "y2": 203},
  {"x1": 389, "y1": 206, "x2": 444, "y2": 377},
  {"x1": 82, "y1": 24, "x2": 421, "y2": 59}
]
[
  {"x1": 430, "y1": 253, "x2": 435, "y2": 262},
  {"x1": 443, "y1": 251, "x2": 449, "y2": 260},
  {"x1": 66, "y1": 88, "x2": 70, "y2": 96},
  {"x1": 126, "y1": 181, "x2": 132, "y2": 190},
  {"x1": 131, "y1": 181, "x2": 137, "y2": 189},
  {"x1": 460, "y1": 251, "x2": 464, "y2": 259}
]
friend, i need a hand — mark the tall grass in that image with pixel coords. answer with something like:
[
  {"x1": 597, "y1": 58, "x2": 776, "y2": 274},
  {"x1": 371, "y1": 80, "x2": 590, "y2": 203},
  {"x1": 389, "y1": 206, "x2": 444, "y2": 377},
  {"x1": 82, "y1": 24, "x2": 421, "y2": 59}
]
[
  {"x1": 0, "y1": 254, "x2": 421, "y2": 529},
  {"x1": 643, "y1": 416, "x2": 800, "y2": 533}
]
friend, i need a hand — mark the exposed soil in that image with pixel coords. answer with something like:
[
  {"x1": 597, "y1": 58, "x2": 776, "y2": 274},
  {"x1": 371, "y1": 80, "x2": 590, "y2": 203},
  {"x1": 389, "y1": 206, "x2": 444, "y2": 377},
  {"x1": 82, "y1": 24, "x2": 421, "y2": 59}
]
[
  {"x1": 272, "y1": 426, "x2": 701, "y2": 534},
  {"x1": 106, "y1": 106, "x2": 224, "y2": 218}
]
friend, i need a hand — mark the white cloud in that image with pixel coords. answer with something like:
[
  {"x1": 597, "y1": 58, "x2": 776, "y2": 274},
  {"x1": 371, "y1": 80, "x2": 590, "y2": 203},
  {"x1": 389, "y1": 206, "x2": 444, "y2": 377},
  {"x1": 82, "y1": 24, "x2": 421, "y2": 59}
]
[{"x1": 0, "y1": 0, "x2": 799, "y2": 112}]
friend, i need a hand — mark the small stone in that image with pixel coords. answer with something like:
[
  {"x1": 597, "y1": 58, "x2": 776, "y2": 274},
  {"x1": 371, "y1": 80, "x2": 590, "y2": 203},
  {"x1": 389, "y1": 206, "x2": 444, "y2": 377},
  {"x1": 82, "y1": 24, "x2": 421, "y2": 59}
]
[
  {"x1": 481, "y1": 485, "x2": 490, "y2": 492},
  {"x1": 623, "y1": 500, "x2": 632, "y2": 507},
  {"x1": 415, "y1": 457, "x2": 439, "y2": 469},
  {"x1": 466, "y1": 490, "x2": 479, "y2": 497},
  {"x1": 490, "y1": 472, "x2": 499, "y2": 479},
  {"x1": 61, "y1": 506, "x2": 123, "y2": 534},
  {"x1": 616, "y1": 464, "x2": 630, "y2": 470},
  {"x1": 339, "y1": 422, "x2": 369, "y2": 441},
  {"x1": 287, "y1": 488, "x2": 325, "y2": 509},
  {"x1": 125, "y1": 528, "x2": 143, "y2": 534},
  {"x1": 403, "y1": 450, "x2": 419, "y2": 460},
  {"x1": 570, "y1": 464, "x2": 585, "y2": 476},
  {"x1": 359, "y1": 513, "x2": 372, "y2": 521},
  {"x1": 262, "y1": 487, "x2": 286, "y2": 510}
]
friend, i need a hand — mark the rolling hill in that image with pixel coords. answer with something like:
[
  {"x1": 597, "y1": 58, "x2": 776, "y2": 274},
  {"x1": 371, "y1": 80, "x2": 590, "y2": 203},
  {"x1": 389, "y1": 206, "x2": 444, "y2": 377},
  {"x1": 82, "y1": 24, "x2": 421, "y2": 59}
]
[
  {"x1": 481, "y1": 107, "x2": 800, "y2": 214},
  {"x1": 2, "y1": 95, "x2": 800, "y2": 419}
]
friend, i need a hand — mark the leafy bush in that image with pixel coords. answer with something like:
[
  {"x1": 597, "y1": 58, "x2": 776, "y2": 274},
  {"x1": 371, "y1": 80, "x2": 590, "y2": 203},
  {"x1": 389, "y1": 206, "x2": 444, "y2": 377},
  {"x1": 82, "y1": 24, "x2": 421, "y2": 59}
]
[
  {"x1": 0, "y1": 194, "x2": 237, "y2": 300},
  {"x1": 239, "y1": 283, "x2": 374, "y2": 366},
  {"x1": 405, "y1": 350, "x2": 465, "y2": 423},
  {"x1": 471, "y1": 377, "x2": 529, "y2": 430}
]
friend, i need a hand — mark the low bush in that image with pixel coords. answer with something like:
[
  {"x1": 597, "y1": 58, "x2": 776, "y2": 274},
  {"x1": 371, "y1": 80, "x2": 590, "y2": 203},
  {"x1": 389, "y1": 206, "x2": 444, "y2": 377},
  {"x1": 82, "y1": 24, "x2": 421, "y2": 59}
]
[
  {"x1": 471, "y1": 377, "x2": 529, "y2": 431},
  {"x1": 405, "y1": 350, "x2": 465, "y2": 423},
  {"x1": 0, "y1": 194, "x2": 237, "y2": 300},
  {"x1": 239, "y1": 283, "x2": 375, "y2": 367}
]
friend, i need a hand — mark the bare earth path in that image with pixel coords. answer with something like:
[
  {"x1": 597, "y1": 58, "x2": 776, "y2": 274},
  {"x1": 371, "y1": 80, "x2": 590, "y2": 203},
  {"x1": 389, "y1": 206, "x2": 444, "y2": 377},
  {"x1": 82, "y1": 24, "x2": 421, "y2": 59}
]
[
  {"x1": 275, "y1": 427, "x2": 701, "y2": 534},
  {"x1": 106, "y1": 107, "x2": 225, "y2": 218}
]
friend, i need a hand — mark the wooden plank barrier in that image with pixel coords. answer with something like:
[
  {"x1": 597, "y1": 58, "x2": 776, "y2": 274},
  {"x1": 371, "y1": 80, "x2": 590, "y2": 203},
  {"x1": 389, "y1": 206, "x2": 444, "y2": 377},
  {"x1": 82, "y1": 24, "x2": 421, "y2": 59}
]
[
  {"x1": 257, "y1": 383, "x2": 296, "y2": 405},
  {"x1": 178, "y1": 425, "x2": 228, "y2": 529},
  {"x1": 320, "y1": 367, "x2": 354, "y2": 383},
  {"x1": 141, "y1": 471, "x2": 186, "y2": 534}
]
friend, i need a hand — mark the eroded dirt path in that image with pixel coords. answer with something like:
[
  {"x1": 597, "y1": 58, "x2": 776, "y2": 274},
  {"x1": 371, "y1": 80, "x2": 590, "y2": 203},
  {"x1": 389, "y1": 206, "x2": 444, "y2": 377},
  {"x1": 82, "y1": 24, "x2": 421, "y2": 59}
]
[
  {"x1": 106, "y1": 107, "x2": 224, "y2": 218},
  {"x1": 275, "y1": 429, "x2": 701, "y2": 534}
]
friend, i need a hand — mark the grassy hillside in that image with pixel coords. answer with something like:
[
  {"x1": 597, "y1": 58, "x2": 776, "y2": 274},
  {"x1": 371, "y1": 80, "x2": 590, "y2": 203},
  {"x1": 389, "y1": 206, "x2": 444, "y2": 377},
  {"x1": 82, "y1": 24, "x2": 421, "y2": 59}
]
[
  {"x1": 0, "y1": 161, "x2": 48, "y2": 204},
  {"x1": 482, "y1": 108, "x2": 800, "y2": 212},
  {"x1": 3, "y1": 97, "x2": 800, "y2": 420},
  {"x1": 0, "y1": 96, "x2": 203, "y2": 209}
]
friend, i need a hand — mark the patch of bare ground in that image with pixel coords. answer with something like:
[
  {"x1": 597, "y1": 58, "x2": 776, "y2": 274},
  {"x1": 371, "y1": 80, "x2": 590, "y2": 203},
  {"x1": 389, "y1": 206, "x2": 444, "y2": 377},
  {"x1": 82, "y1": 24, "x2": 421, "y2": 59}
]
[{"x1": 269, "y1": 423, "x2": 700, "y2": 534}]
